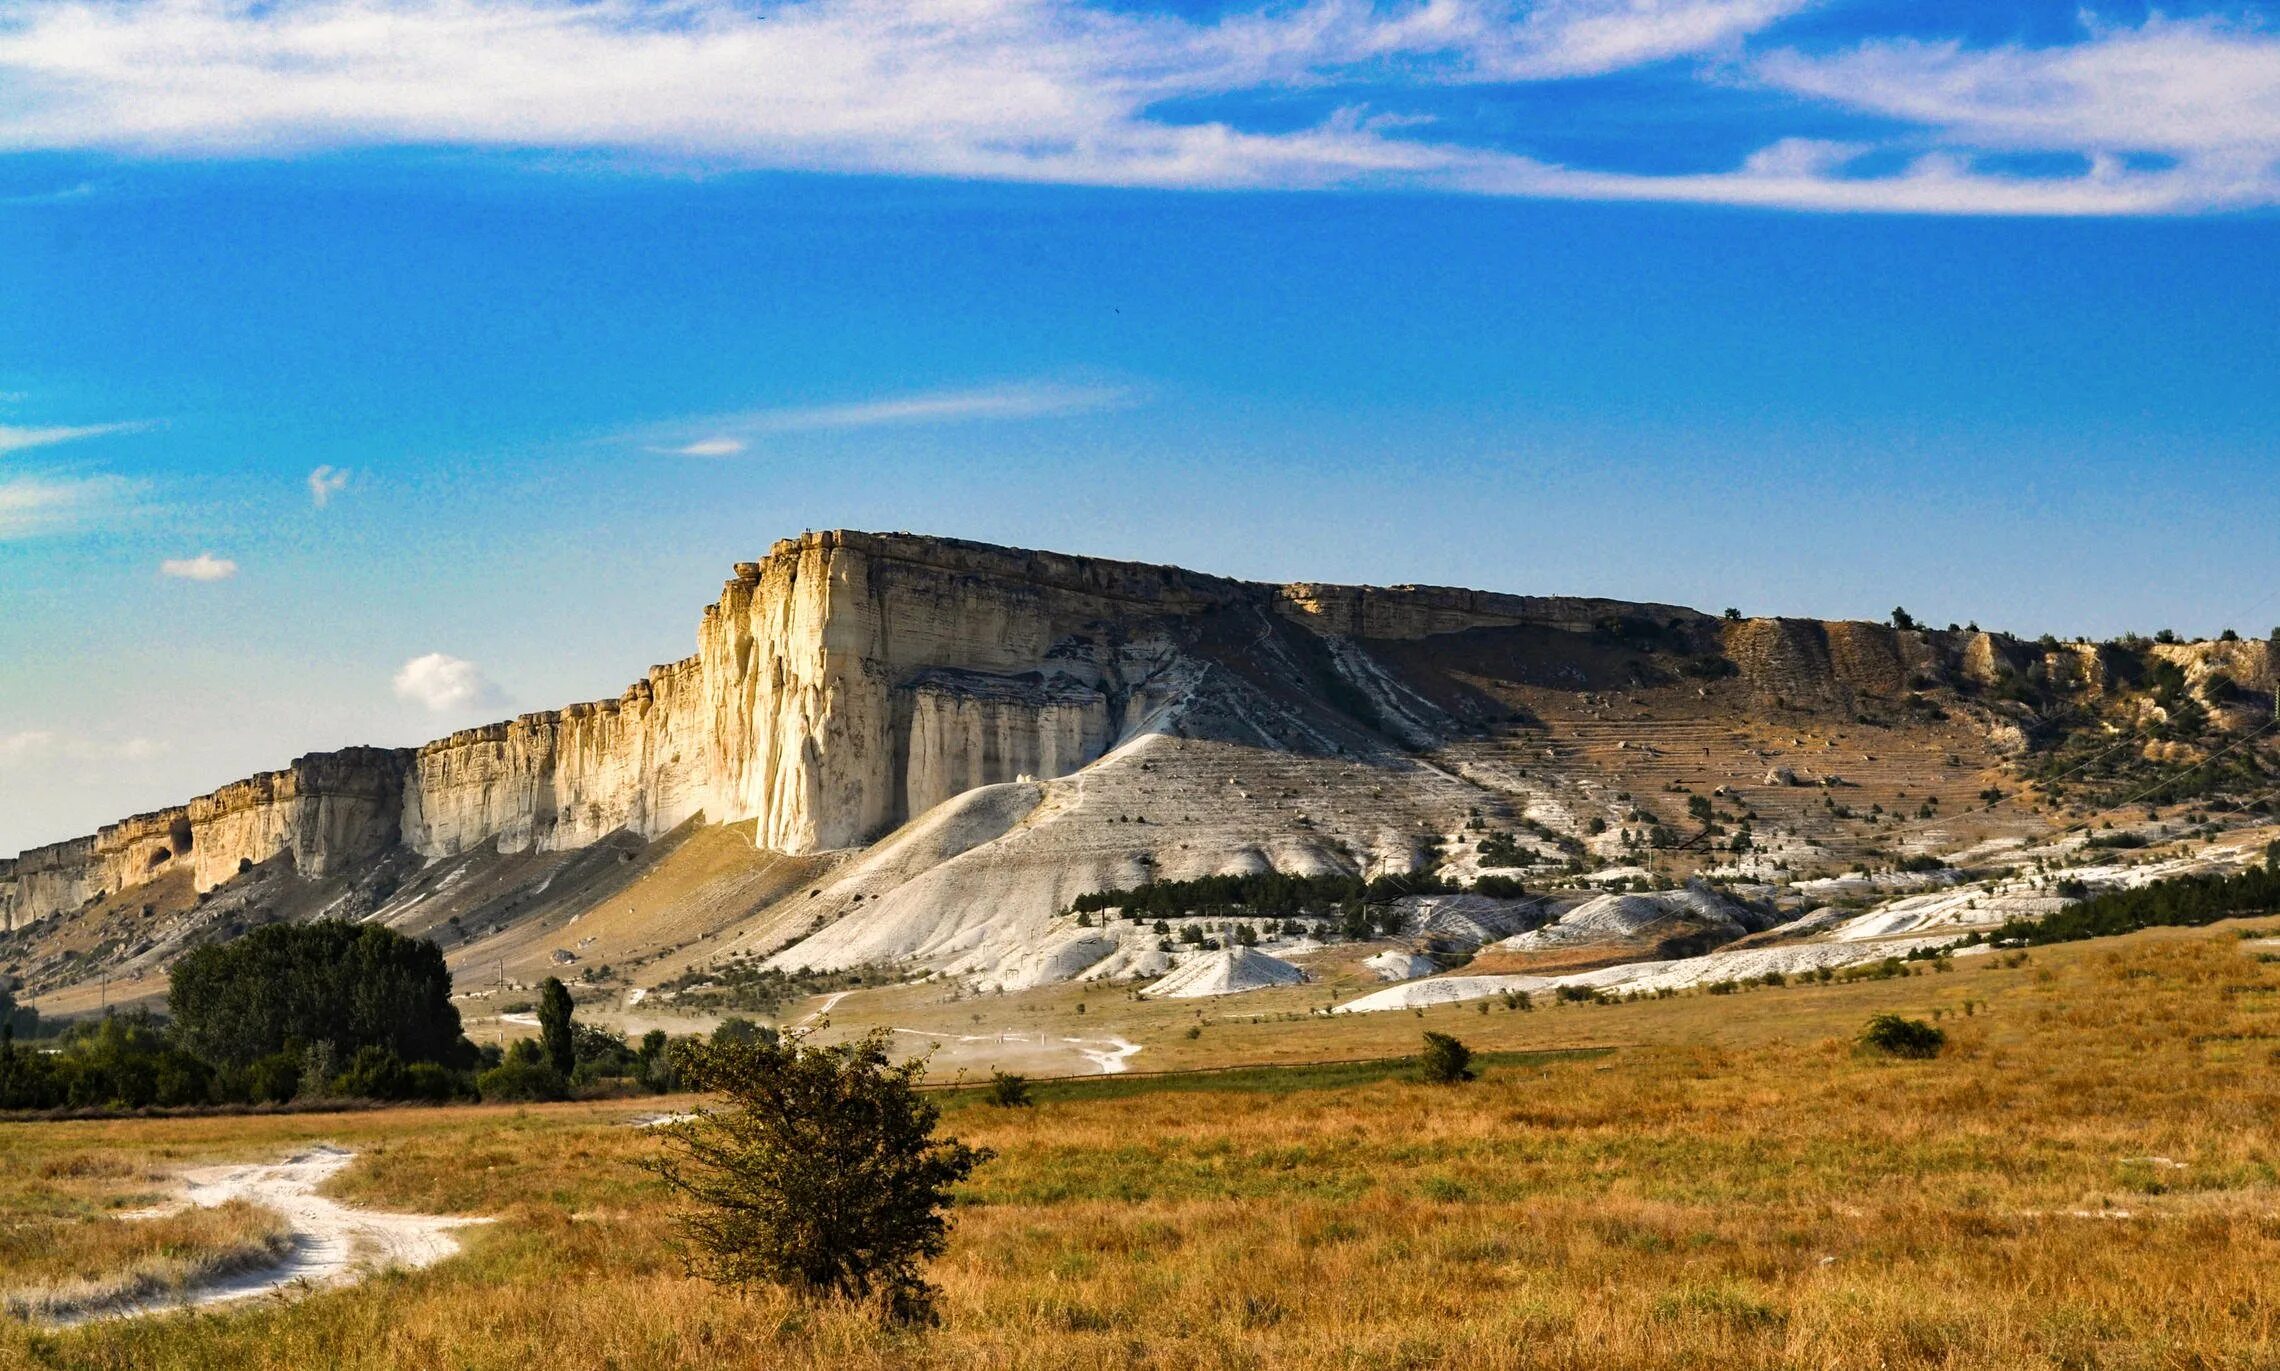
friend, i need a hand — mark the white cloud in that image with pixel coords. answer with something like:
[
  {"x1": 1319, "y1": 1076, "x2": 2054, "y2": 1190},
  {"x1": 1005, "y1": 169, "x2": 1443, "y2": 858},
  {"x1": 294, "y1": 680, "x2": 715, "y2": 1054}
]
[
  {"x1": 1757, "y1": 18, "x2": 2280, "y2": 159},
  {"x1": 308, "y1": 464, "x2": 351, "y2": 507},
  {"x1": 0, "y1": 729, "x2": 168, "y2": 762},
  {"x1": 392, "y1": 652, "x2": 507, "y2": 714},
  {"x1": 668, "y1": 437, "x2": 746, "y2": 457},
  {"x1": 0, "y1": 0, "x2": 2268, "y2": 213},
  {"x1": 0, "y1": 180, "x2": 94, "y2": 205},
  {"x1": 645, "y1": 378, "x2": 1141, "y2": 454},
  {"x1": 0, "y1": 472, "x2": 143, "y2": 538},
  {"x1": 1733, "y1": 16, "x2": 2280, "y2": 213},
  {"x1": 0, "y1": 0, "x2": 1803, "y2": 186},
  {"x1": 160, "y1": 552, "x2": 238, "y2": 581},
  {"x1": 0, "y1": 730, "x2": 53, "y2": 758},
  {"x1": 753, "y1": 380, "x2": 1141, "y2": 431},
  {"x1": 0, "y1": 420, "x2": 137, "y2": 454}
]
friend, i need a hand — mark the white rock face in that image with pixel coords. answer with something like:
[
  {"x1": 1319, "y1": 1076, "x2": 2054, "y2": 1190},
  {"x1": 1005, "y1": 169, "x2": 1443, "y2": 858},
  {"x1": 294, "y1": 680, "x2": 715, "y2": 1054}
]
[
  {"x1": 1393, "y1": 893, "x2": 1546, "y2": 947},
  {"x1": 1, "y1": 533, "x2": 1226, "y2": 929}
]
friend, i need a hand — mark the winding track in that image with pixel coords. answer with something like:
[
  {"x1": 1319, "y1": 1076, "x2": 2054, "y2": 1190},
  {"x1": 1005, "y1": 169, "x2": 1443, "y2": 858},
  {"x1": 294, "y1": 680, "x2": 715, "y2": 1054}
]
[{"x1": 62, "y1": 1146, "x2": 486, "y2": 1326}]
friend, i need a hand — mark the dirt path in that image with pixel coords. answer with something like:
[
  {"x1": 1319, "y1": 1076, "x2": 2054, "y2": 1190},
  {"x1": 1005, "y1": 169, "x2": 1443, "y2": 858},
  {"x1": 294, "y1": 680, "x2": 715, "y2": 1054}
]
[
  {"x1": 63, "y1": 1145, "x2": 487, "y2": 1326},
  {"x1": 1064, "y1": 1036, "x2": 1143, "y2": 1073},
  {"x1": 885, "y1": 1025, "x2": 1143, "y2": 1076},
  {"x1": 794, "y1": 990, "x2": 853, "y2": 1027}
]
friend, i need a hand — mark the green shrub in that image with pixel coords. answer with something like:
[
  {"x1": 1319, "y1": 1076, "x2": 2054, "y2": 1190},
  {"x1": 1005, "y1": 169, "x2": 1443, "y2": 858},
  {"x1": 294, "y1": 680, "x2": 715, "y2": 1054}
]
[
  {"x1": 1417, "y1": 1031, "x2": 1474, "y2": 1084},
  {"x1": 647, "y1": 1030, "x2": 991, "y2": 1323},
  {"x1": 1860, "y1": 1014, "x2": 1945, "y2": 1059},
  {"x1": 243, "y1": 1050, "x2": 302, "y2": 1104},
  {"x1": 402, "y1": 1061, "x2": 465, "y2": 1102},
  {"x1": 986, "y1": 1070, "x2": 1033, "y2": 1108},
  {"x1": 476, "y1": 1054, "x2": 569, "y2": 1102},
  {"x1": 331, "y1": 1045, "x2": 411, "y2": 1099}
]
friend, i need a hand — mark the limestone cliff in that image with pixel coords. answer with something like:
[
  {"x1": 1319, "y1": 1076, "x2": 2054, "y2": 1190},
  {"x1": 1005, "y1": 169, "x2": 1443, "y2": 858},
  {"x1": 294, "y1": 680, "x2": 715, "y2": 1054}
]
[
  {"x1": 6, "y1": 531, "x2": 2267, "y2": 944},
  {"x1": 5, "y1": 532, "x2": 1245, "y2": 930}
]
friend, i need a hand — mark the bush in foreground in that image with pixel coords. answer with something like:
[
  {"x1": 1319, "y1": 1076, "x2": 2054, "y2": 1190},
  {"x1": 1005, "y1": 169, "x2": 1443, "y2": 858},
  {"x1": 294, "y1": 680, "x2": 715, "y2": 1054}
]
[
  {"x1": 647, "y1": 1029, "x2": 990, "y2": 1323},
  {"x1": 1860, "y1": 1013, "x2": 1946, "y2": 1059},
  {"x1": 1418, "y1": 1031, "x2": 1474, "y2": 1084}
]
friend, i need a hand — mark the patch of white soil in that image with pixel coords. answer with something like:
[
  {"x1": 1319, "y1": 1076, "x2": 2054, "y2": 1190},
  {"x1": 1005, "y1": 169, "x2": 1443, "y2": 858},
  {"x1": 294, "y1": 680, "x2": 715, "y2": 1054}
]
[
  {"x1": 1141, "y1": 946, "x2": 1307, "y2": 998},
  {"x1": 1336, "y1": 934, "x2": 1965, "y2": 1013},
  {"x1": 57, "y1": 1145, "x2": 487, "y2": 1325},
  {"x1": 1364, "y1": 950, "x2": 1442, "y2": 982}
]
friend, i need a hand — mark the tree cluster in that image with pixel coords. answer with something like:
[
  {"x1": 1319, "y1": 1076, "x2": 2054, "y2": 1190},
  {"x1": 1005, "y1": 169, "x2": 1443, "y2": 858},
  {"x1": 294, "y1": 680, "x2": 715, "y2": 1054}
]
[
  {"x1": 1984, "y1": 848, "x2": 2280, "y2": 947},
  {"x1": 1066, "y1": 869, "x2": 1457, "y2": 922},
  {"x1": 2, "y1": 927, "x2": 703, "y2": 1113}
]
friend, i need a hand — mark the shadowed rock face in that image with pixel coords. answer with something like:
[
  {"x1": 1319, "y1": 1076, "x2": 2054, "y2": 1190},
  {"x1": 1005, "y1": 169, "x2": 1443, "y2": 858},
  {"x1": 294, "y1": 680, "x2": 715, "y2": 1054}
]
[{"x1": 4, "y1": 530, "x2": 2249, "y2": 948}]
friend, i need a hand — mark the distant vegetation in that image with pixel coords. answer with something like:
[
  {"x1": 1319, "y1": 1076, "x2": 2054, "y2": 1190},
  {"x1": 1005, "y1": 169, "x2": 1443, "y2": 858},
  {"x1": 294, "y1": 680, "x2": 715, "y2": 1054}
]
[
  {"x1": 1067, "y1": 869, "x2": 1458, "y2": 922},
  {"x1": 1980, "y1": 844, "x2": 2280, "y2": 948},
  {"x1": 169, "y1": 920, "x2": 465, "y2": 1071},
  {"x1": 0, "y1": 923, "x2": 706, "y2": 1114},
  {"x1": 0, "y1": 983, "x2": 39, "y2": 1041},
  {"x1": 654, "y1": 961, "x2": 880, "y2": 1016}
]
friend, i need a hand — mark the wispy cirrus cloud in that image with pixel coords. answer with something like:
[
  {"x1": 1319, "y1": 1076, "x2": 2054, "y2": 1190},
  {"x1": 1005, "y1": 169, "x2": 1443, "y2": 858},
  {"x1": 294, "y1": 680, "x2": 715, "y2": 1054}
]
[
  {"x1": 0, "y1": 729, "x2": 168, "y2": 763},
  {"x1": 1755, "y1": 17, "x2": 2280, "y2": 160},
  {"x1": 0, "y1": 472, "x2": 144, "y2": 539},
  {"x1": 0, "y1": 0, "x2": 2272, "y2": 213},
  {"x1": 645, "y1": 378, "x2": 1141, "y2": 455},
  {"x1": 0, "y1": 411, "x2": 152, "y2": 537},
  {"x1": 0, "y1": 0, "x2": 1803, "y2": 173},
  {"x1": 0, "y1": 420, "x2": 140, "y2": 455}
]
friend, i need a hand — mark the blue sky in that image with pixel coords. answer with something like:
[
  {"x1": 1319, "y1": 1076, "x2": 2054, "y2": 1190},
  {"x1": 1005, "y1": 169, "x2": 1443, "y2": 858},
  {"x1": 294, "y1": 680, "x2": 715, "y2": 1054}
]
[{"x1": 3, "y1": 0, "x2": 2279, "y2": 853}]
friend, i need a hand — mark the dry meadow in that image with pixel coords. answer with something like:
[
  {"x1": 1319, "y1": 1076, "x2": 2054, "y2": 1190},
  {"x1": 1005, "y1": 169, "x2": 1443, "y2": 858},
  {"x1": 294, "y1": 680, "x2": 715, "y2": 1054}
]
[{"x1": 5, "y1": 924, "x2": 2280, "y2": 1370}]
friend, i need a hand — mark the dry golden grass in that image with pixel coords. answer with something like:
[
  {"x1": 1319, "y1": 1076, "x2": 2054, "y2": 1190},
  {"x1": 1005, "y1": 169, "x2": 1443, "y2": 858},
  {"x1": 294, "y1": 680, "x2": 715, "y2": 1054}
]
[
  {"x1": 5, "y1": 924, "x2": 2280, "y2": 1369},
  {"x1": 0, "y1": 1152, "x2": 292, "y2": 1325}
]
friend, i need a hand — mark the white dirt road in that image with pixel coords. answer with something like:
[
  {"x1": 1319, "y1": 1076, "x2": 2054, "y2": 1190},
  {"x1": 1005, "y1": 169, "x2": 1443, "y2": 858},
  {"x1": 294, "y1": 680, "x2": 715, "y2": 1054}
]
[{"x1": 64, "y1": 1145, "x2": 487, "y2": 1325}]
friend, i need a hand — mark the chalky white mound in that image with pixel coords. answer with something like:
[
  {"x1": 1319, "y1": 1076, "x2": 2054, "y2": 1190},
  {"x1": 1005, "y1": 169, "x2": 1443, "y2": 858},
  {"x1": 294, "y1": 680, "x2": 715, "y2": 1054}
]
[{"x1": 1142, "y1": 946, "x2": 1308, "y2": 998}]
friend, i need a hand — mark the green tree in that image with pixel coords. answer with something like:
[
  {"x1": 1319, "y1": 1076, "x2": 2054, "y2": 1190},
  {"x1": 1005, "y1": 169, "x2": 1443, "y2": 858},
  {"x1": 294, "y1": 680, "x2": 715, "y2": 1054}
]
[
  {"x1": 1418, "y1": 1031, "x2": 1475, "y2": 1083},
  {"x1": 476, "y1": 1038, "x2": 568, "y2": 1101},
  {"x1": 647, "y1": 1029, "x2": 990, "y2": 1323},
  {"x1": 168, "y1": 921, "x2": 463, "y2": 1069},
  {"x1": 539, "y1": 977, "x2": 576, "y2": 1078}
]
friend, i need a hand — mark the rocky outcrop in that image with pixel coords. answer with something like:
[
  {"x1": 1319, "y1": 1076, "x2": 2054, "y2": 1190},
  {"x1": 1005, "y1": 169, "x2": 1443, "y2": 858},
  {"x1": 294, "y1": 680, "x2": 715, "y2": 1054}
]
[
  {"x1": 1275, "y1": 584, "x2": 1705, "y2": 640},
  {"x1": 1724, "y1": 619, "x2": 1846, "y2": 704},
  {"x1": 0, "y1": 750, "x2": 408, "y2": 931},
  {"x1": 2155, "y1": 638, "x2": 2277, "y2": 696}
]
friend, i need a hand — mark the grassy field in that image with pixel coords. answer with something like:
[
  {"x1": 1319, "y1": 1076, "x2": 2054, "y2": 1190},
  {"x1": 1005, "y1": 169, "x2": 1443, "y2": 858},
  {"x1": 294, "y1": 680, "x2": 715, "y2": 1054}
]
[{"x1": 5, "y1": 924, "x2": 2280, "y2": 1369}]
